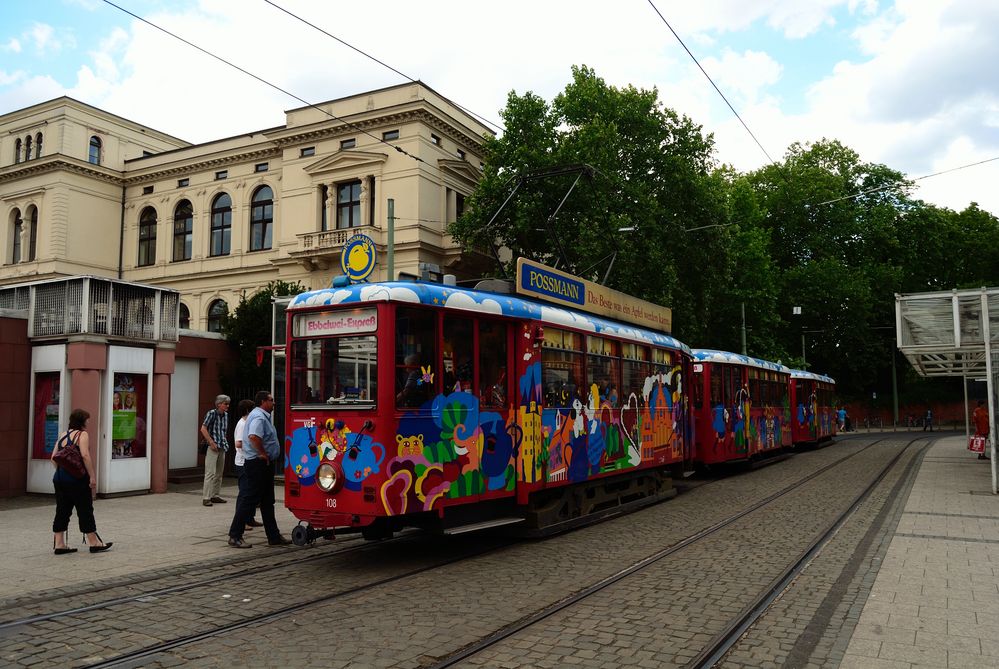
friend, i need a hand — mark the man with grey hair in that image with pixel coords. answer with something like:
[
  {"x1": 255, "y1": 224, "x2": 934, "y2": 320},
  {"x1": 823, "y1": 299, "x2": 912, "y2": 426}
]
[{"x1": 200, "y1": 394, "x2": 230, "y2": 506}]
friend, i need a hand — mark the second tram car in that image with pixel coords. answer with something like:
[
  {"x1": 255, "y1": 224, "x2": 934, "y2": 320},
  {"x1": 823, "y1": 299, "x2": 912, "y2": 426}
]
[
  {"x1": 789, "y1": 369, "x2": 837, "y2": 444},
  {"x1": 282, "y1": 281, "x2": 692, "y2": 541},
  {"x1": 690, "y1": 350, "x2": 793, "y2": 466}
]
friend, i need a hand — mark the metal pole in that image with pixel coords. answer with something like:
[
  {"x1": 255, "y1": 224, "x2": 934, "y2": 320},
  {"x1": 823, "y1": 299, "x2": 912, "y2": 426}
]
[
  {"x1": 981, "y1": 291, "x2": 996, "y2": 494},
  {"x1": 741, "y1": 302, "x2": 747, "y2": 355},
  {"x1": 891, "y1": 347, "x2": 898, "y2": 426},
  {"x1": 963, "y1": 374, "x2": 969, "y2": 439},
  {"x1": 387, "y1": 198, "x2": 395, "y2": 281},
  {"x1": 801, "y1": 333, "x2": 806, "y2": 367}
]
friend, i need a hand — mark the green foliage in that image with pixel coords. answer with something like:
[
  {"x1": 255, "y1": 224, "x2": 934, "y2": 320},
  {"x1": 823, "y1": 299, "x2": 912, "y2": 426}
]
[
  {"x1": 453, "y1": 66, "x2": 999, "y2": 403},
  {"x1": 220, "y1": 280, "x2": 304, "y2": 394}
]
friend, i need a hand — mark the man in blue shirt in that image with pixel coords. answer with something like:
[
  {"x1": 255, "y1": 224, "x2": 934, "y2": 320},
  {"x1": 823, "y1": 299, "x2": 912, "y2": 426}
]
[{"x1": 227, "y1": 390, "x2": 291, "y2": 548}]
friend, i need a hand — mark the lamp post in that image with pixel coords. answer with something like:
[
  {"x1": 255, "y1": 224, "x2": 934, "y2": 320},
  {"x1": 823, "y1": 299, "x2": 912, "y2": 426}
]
[{"x1": 793, "y1": 306, "x2": 804, "y2": 366}]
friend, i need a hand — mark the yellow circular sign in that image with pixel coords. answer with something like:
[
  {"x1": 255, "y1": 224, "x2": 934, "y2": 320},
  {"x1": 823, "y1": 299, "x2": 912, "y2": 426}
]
[{"x1": 340, "y1": 234, "x2": 377, "y2": 281}]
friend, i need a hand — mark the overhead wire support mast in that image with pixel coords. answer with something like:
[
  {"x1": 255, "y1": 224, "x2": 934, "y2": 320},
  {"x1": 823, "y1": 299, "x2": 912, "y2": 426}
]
[{"x1": 100, "y1": 0, "x2": 425, "y2": 164}]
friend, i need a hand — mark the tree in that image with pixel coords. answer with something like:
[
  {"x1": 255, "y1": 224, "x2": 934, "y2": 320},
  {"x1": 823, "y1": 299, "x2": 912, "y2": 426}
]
[
  {"x1": 450, "y1": 65, "x2": 730, "y2": 343},
  {"x1": 221, "y1": 280, "x2": 304, "y2": 394}
]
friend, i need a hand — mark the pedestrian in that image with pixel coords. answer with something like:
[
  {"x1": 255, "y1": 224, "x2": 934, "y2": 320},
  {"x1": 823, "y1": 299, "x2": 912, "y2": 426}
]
[
  {"x1": 227, "y1": 391, "x2": 291, "y2": 548},
  {"x1": 50, "y1": 409, "x2": 113, "y2": 554},
  {"x1": 923, "y1": 407, "x2": 933, "y2": 432},
  {"x1": 233, "y1": 399, "x2": 263, "y2": 530},
  {"x1": 837, "y1": 406, "x2": 846, "y2": 431},
  {"x1": 200, "y1": 394, "x2": 231, "y2": 506},
  {"x1": 974, "y1": 400, "x2": 990, "y2": 460}
]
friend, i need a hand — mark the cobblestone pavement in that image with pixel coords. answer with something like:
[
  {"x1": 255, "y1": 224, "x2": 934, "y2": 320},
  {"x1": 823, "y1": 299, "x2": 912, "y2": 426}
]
[{"x1": 0, "y1": 435, "x2": 925, "y2": 669}]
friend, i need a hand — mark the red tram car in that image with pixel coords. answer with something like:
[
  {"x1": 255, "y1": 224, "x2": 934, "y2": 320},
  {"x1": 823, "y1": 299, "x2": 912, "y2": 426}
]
[
  {"x1": 789, "y1": 369, "x2": 837, "y2": 444},
  {"x1": 282, "y1": 279, "x2": 692, "y2": 542},
  {"x1": 690, "y1": 350, "x2": 793, "y2": 466}
]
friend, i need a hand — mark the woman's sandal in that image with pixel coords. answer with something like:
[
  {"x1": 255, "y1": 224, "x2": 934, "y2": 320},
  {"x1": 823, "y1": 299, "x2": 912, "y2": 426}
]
[
  {"x1": 86, "y1": 532, "x2": 114, "y2": 553},
  {"x1": 54, "y1": 532, "x2": 78, "y2": 555}
]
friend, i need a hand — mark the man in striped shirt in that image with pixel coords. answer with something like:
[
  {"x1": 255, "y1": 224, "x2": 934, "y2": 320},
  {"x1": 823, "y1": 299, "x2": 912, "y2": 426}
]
[{"x1": 200, "y1": 395, "x2": 230, "y2": 506}]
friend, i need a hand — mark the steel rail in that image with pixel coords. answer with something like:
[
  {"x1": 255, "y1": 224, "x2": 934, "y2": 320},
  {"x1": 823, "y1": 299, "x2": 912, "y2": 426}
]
[{"x1": 423, "y1": 438, "x2": 892, "y2": 669}]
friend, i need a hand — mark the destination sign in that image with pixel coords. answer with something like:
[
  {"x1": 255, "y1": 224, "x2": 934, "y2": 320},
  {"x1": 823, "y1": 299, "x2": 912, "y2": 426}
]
[
  {"x1": 516, "y1": 258, "x2": 672, "y2": 333},
  {"x1": 294, "y1": 308, "x2": 377, "y2": 337}
]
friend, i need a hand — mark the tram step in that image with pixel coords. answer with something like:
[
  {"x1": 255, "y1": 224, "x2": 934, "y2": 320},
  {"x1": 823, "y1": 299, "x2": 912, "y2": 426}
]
[
  {"x1": 682, "y1": 470, "x2": 696, "y2": 478},
  {"x1": 443, "y1": 517, "x2": 525, "y2": 535}
]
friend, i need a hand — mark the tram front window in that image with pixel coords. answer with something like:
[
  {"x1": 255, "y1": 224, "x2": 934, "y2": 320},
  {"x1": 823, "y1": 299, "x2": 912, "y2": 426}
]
[{"x1": 290, "y1": 335, "x2": 377, "y2": 405}]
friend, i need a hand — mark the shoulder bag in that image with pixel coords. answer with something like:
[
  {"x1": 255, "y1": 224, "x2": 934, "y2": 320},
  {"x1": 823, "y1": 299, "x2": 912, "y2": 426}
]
[{"x1": 53, "y1": 430, "x2": 87, "y2": 478}]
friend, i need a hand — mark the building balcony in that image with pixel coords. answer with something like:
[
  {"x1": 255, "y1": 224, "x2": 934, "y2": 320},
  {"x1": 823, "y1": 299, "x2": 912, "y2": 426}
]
[{"x1": 292, "y1": 226, "x2": 379, "y2": 271}]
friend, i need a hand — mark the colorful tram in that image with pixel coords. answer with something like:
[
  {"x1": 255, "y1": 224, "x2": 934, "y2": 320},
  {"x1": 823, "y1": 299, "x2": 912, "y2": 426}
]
[
  {"x1": 282, "y1": 281, "x2": 692, "y2": 541},
  {"x1": 789, "y1": 369, "x2": 837, "y2": 444},
  {"x1": 690, "y1": 350, "x2": 793, "y2": 465}
]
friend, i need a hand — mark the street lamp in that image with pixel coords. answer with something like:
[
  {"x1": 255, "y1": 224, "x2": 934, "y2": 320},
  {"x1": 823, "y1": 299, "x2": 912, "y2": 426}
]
[
  {"x1": 793, "y1": 306, "x2": 805, "y2": 366},
  {"x1": 601, "y1": 226, "x2": 635, "y2": 285}
]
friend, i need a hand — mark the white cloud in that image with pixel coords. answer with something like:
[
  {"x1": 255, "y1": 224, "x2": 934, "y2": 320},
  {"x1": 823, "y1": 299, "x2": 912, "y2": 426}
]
[
  {"x1": 1, "y1": 38, "x2": 21, "y2": 53},
  {"x1": 24, "y1": 22, "x2": 74, "y2": 56},
  {"x1": 444, "y1": 292, "x2": 502, "y2": 314}
]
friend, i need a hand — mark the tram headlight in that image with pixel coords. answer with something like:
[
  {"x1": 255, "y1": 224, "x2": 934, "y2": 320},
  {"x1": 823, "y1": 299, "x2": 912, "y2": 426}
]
[{"x1": 317, "y1": 462, "x2": 340, "y2": 492}]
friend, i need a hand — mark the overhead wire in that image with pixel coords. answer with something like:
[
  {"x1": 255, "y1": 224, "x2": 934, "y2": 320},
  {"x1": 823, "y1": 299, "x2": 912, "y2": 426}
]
[
  {"x1": 813, "y1": 155, "x2": 999, "y2": 207},
  {"x1": 261, "y1": 0, "x2": 503, "y2": 134},
  {"x1": 100, "y1": 0, "x2": 425, "y2": 163},
  {"x1": 645, "y1": 0, "x2": 777, "y2": 165}
]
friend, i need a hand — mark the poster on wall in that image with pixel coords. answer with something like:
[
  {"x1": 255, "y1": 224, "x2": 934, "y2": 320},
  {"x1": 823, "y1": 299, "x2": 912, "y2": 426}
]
[
  {"x1": 32, "y1": 372, "x2": 61, "y2": 459},
  {"x1": 111, "y1": 373, "x2": 147, "y2": 459}
]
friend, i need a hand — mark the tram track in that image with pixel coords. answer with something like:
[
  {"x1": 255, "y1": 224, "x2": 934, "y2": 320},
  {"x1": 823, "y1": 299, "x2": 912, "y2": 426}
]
[
  {"x1": 6, "y1": 437, "x2": 912, "y2": 669},
  {"x1": 422, "y1": 436, "x2": 926, "y2": 669}
]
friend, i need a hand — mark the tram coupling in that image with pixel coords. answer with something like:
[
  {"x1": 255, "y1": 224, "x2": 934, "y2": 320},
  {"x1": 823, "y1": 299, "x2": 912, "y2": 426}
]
[{"x1": 291, "y1": 523, "x2": 335, "y2": 546}]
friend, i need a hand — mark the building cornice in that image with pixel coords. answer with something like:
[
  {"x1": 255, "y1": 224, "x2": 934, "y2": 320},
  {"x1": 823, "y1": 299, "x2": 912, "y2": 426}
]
[
  {"x1": 121, "y1": 146, "x2": 282, "y2": 185},
  {"x1": 0, "y1": 156, "x2": 123, "y2": 187}
]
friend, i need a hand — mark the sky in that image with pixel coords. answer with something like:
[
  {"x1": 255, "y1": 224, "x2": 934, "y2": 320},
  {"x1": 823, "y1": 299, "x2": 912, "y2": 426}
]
[{"x1": 3, "y1": 0, "x2": 998, "y2": 215}]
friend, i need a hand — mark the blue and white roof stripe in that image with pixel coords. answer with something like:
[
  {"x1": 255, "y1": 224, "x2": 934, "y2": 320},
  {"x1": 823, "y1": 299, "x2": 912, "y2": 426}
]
[
  {"x1": 789, "y1": 369, "x2": 836, "y2": 384},
  {"x1": 692, "y1": 349, "x2": 791, "y2": 373},
  {"x1": 288, "y1": 281, "x2": 690, "y2": 353}
]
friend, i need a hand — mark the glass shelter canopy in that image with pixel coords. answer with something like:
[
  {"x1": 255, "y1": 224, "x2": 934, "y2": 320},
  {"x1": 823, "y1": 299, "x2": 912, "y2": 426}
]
[{"x1": 896, "y1": 288, "x2": 999, "y2": 377}]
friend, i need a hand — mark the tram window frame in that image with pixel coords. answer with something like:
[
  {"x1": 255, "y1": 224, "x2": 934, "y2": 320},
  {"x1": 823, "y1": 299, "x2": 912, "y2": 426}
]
[
  {"x1": 710, "y1": 365, "x2": 723, "y2": 406},
  {"x1": 622, "y1": 343, "x2": 650, "y2": 408},
  {"x1": 585, "y1": 336, "x2": 621, "y2": 406},
  {"x1": 289, "y1": 334, "x2": 378, "y2": 407},
  {"x1": 542, "y1": 328, "x2": 584, "y2": 409},
  {"x1": 442, "y1": 315, "x2": 474, "y2": 394},
  {"x1": 395, "y1": 306, "x2": 438, "y2": 409},
  {"x1": 478, "y1": 319, "x2": 509, "y2": 409}
]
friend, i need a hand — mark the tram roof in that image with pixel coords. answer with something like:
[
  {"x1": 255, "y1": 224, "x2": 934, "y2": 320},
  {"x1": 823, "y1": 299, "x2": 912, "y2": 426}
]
[
  {"x1": 789, "y1": 369, "x2": 836, "y2": 384},
  {"x1": 691, "y1": 349, "x2": 791, "y2": 374},
  {"x1": 288, "y1": 281, "x2": 690, "y2": 353}
]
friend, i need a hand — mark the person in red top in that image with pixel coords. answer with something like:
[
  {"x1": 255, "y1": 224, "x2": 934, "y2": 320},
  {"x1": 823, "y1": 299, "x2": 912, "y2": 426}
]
[{"x1": 973, "y1": 400, "x2": 990, "y2": 460}]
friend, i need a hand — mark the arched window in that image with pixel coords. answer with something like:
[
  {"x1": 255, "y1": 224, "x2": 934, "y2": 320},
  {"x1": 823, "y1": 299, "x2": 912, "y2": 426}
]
[
  {"x1": 35, "y1": 133, "x2": 43, "y2": 158},
  {"x1": 14, "y1": 138, "x2": 21, "y2": 164},
  {"x1": 27, "y1": 206, "x2": 38, "y2": 261},
  {"x1": 172, "y1": 200, "x2": 193, "y2": 261},
  {"x1": 137, "y1": 207, "x2": 157, "y2": 267},
  {"x1": 88, "y1": 136, "x2": 102, "y2": 165},
  {"x1": 24, "y1": 135, "x2": 32, "y2": 161},
  {"x1": 179, "y1": 303, "x2": 191, "y2": 329},
  {"x1": 210, "y1": 192, "x2": 231, "y2": 257},
  {"x1": 207, "y1": 299, "x2": 228, "y2": 333},
  {"x1": 10, "y1": 208, "x2": 22, "y2": 264},
  {"x1": 249, "y1": 185, "x2": 273, "y2": 251}
]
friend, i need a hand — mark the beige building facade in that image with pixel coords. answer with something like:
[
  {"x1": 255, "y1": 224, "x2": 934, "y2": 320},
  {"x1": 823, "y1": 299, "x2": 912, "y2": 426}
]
[{"x1": 1, "y1": 83, "x2": 492, "y2": 329}]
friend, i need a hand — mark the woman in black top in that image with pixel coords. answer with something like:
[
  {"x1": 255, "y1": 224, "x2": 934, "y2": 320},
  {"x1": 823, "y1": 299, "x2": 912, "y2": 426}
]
[{"x1": 51, "y1": 408, "x2": 112, "y2": 554}]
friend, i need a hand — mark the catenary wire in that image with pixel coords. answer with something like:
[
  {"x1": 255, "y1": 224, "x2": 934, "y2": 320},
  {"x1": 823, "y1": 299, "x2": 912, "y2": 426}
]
[
  {"x1": 100, "y1": 0, "x2": 425, "y2": 163},
  {"x1": 813, "y1": 155, "x2": 999, "y2": 207},
  {"x1": 645, "y1": 0, "x2": 777, "y2": 165},
  {"x1": 261, "y1": 0, "x2": 503, "y2": 134}
]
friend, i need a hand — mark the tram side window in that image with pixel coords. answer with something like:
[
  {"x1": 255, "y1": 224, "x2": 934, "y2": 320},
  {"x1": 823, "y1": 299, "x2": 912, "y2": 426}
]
[
  {"x1": 622, "y1": 343, "x2": 650, "y2": 408},
  {"x1": 396, "y1": 307, "x2": 437, "y2": 408},
  {"x1": 542, "y1": 328, "x2": 584, "y2": 409},
  {"x1": 290, "y1": 335, "x2": 377, "y2": 405},
  {"x1": 710, "y1": 366, "x2": 723, "y2": 406},
  {"x1": 691, "y1": 370, "x2": 702, "y2": 409},
  {"x1": 479, "y1": 320, "x2": 508, "y2": 408},
  {"x1": 586, "y1": 336, "x2": 620, "y2": 406},
  {"x1": 442, "y1": 316, "x2": 474, "y2": 394}
]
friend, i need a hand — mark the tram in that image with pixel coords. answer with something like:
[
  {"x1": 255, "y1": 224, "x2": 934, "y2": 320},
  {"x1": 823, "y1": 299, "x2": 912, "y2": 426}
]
[
  {"x1": 282, "y1": 266, "x2": 691, "y2": 542},
  {"x1": 690, "y1": 350, "x2": 793, "y2": 466},
  {"x1": 789, "y1": 369, "x2": 837, "y2": 444}
]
